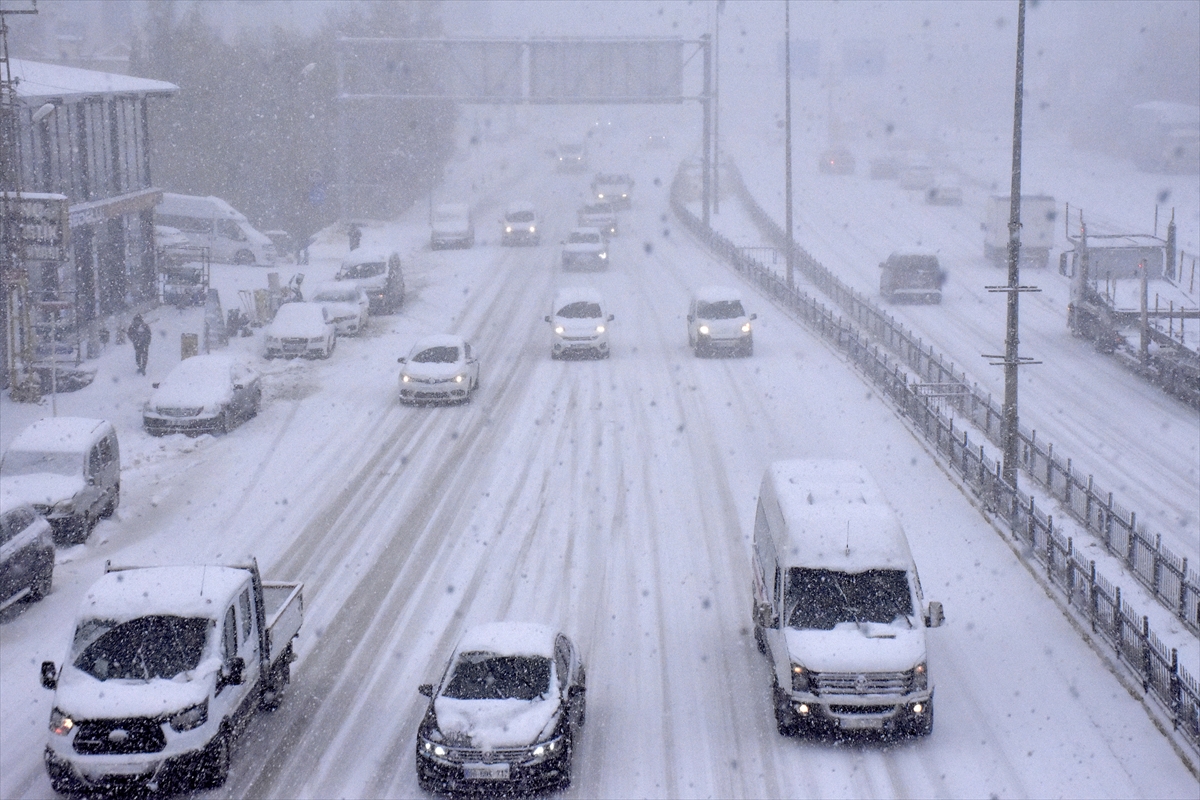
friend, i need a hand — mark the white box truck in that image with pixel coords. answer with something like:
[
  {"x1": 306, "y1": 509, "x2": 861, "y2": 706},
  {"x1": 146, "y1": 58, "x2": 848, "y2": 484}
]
[
  {"x1": 983, "y1": 195, "x2": 1056, "y2": 269},
  {"x1": 751, "y1": 460, "x2": 944, "y2": 738},
  {"x1": 156, "y1": 194, "x2": 277, "y2": 266}
]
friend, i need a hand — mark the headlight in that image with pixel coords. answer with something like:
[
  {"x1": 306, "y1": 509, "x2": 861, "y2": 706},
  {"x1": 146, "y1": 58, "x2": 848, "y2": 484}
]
[
  {"x1": 911, "y1": 662, "x2": 928, "y2": 691},
  {"x1": 597, "y1": 193, "x2": 605, "y2": 199},
  {"x1": 506, "y1": 226, "x2": 513, "y2": 233},
  {"x1": 529, "y1": 226, "x2": 536, "y2": 233},
  {"x1": 599, "y1": 252, "x2": 607, "y2": 259},
  {"x1": 454, "y1": 375, "x2": 464, "y2": 383},
  {"x1": 421, "y1": 740, "x2": 448, "y2": 758},
  {"x1": 555, "y1": 325, "x2": 565, "y2": 335},
  {"x1": 790, "y1": 663, "x2": 809, "y2": 692},
  {"x1": 169, "y1": 700, "x2": 208, "y2": 732},
  {"x1": 596, "y1": 325, "x2": 605, "y2": 333},
  {"x1": 531, "y1": 737, "x2": 562, "y2": 759},
  {"x1": 742, "y1": 322, "x2": 752, "y2": 333},
  {"x1": 698, "y1": 325, "x2": 710, "y2": 335},
  {"x1": 49, "y1": 707, "x2": 75, "y2": 736},
  {"x1": 402, "y1": 374, "x2": 411, "y2": 383}
]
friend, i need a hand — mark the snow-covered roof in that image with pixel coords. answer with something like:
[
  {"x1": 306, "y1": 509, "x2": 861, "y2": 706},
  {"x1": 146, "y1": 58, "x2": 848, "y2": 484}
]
[
  {"x1": 342, "y1": 248, "x2": 392, "y2": 267},
  {"x1": 694, "y1": 285, "x2": 742, "y2": 304},
  {"x1": 9, "y1": 58, "x2": 177, "y2": 103},
  {"x1": 454, "y1": 622, "x2": 557, "y2": 658},
  {"x1": 554, "y1": 286, "x2": 604, "y2": 306},
  {"x1": 764, "y1": 460, "x2": 915, "y2": 572},
  {"x1": 150, "y1": 355, "x2": 241, "y2": 408},
  {"x1": 504, "y1": 201, "x2": 536, "y2": 215},
  {"x1": 79, "y1": 566, "x2": 249, "y2": 622},
  {"x1": 7, "y1": 417, "x2": 111, "y2": 454},
  {"x1": 409, "y1": 333, "x2": 467, "y2": 354}
]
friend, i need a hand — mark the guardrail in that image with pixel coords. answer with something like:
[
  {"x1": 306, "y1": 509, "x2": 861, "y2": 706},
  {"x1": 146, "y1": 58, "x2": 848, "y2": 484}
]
[
  {"x1": 719, "y1": 162, "x2": 1199, "y2": 639},
  {"x1": 670, "y1": 165, "x2": 1200, "y2": 754}
]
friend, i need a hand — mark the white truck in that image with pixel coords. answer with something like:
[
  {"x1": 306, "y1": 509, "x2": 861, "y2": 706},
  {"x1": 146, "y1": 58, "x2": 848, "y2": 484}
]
[
  {"x1": 983, "y1": 195, "x2": 1056, "y2": 269},
  {"x1": 751, "y1": 460, "x2": 944, "y2": 738},
  {"x1": 41, "y1": 561, "x2": 302, "y2": 795}
]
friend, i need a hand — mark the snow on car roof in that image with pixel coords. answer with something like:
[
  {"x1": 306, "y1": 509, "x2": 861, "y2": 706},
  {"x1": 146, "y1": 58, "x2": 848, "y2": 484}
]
[
  {"x1": 765, "y1": 460, "x2": 915, "y2": 572},
  {"x1": 7, "y1": 418, "x2": 110, "y2": 454},
  {"x1": 434, "y1": 203, "x2": 469, "y2": 215},
  {"x1": 342, "y1": 249, "x2": 392, "y2": 267},
  {"x1": 410, "y1": 333, "x2": 466, "y2": 353},
  {"x1": 80, "y1": 566, "x2": 249, "y2": 622},
  {"x1": 571, "y1": 227, "x2": 602, "y2": 236},
  {"x1": 455, "y1": 622, "x2": 557, "y2": 658},
  {"x1": 694, "y1": 285, "x2": 742, "y2": 304},
  {"x1": 505, "y1": 201, "x2": 536, "y2": 214},
  {"x1": 554, "y1": 286, "x2": 604, "y2": 306},
  {"x1": 311, "y1": 282, "x2": 361, "y2": 298}
]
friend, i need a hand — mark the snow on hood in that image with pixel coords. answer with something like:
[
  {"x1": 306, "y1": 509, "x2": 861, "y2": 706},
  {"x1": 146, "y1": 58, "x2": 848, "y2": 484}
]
[
  {"x1": 0, "y1": 473, "x2": 84, "y2": 507},
  {"x1": 785, "y1": 622, "x2": 926, "y2": 674},
  {"x1": 150, "y1": 357, "x2": 235, "y2": 409},
  {"x1": 55, "y1": 659, "x2": 218, "y2": 721},
  {"x1": 434, "y1": 695, "x2": 561, "y2": 751},
  {"x1": 268, "y1": 304, "x2": 328, "y2": 338}
]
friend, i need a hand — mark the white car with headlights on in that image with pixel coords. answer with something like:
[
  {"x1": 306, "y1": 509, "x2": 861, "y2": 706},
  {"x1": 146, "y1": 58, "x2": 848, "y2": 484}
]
[
  {"x1": 263, "y1": 302, "x2": 336, "y2": 359},
  {"x1": 143, "y1": 355, "x2": 261, "y2": 436},
  {"x1": 546, "y1": 288, "x2": 613, "y2": 359},
  {"x1": 560, "y1": 228, "x2": 608, "y2": 270},
  {"x1": 500, "y1": 202, "x2": 540, "y2": 246},
  {"x1": 687, "y1": 286, "x2": 756, "y2": 357},
  {"x1": 398, "y1": 335, "x2": 479, "y2": 405},
  {"x1": 308, "y1": 282, "x2": 369, "y2": 336},
  {"x1": 416, "y1": 622, "x2": 586, "y2": 794}
]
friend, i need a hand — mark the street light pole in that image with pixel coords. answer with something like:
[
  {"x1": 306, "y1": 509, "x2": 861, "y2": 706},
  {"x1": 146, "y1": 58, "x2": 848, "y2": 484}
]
[
  {"x1": 713, "y1": 0, "x2": 722, "y2": 215},
  {"x1": 784, "y1": 0, "x2": 794, "y2": 288}
]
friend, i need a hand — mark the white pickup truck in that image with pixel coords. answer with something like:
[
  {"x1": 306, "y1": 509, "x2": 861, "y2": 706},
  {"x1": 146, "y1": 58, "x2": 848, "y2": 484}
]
[{"x1": 40, "y1": 561, "x2": 302, "y2": 795}]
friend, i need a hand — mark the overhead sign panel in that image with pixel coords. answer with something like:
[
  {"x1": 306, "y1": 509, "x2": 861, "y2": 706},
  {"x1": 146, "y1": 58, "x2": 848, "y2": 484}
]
[
  {"x1": 529, "y1": 40, "x2": 683, "y2": 102},
  {"x1": 341, "y1": 39, "x2": 523, "y2": 101}
]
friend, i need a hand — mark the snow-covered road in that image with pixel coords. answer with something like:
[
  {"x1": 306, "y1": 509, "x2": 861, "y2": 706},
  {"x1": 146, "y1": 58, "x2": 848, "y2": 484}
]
[{"x1": 1, "y1": 126, "x2": 1195, "y2": 798}]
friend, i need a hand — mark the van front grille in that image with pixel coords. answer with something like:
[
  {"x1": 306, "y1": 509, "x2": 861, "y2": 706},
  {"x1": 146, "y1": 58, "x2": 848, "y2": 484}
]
[
  {"x1": 73, "y1": 718, "x2": 166, "y2": 755},
  {"x1": 812, "y1": 671, "x2": 909, "y2": 696}
]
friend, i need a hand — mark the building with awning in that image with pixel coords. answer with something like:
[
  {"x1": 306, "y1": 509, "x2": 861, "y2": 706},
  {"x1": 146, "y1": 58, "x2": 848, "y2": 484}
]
[{"x1": 1, "y1": 58, "x2": 176, "y2": 389}]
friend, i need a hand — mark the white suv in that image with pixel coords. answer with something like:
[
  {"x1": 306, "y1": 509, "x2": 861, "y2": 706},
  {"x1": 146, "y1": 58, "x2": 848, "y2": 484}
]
[
  {"x1": 546, "y1": 288, "x2": 613, "y2": 359},
  {"x1": 687, "y1": 286, "x2": 756, "y2": 357}
]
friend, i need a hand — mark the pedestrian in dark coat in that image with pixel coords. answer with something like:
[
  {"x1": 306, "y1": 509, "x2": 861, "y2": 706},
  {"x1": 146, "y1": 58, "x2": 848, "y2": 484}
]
[{"x1": 127, "y1": 315, "x2": 151, "y2": 375}]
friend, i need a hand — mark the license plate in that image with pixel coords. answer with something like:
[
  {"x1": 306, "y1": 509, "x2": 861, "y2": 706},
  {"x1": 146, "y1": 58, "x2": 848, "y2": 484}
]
[
  {"x1": 839, "y1": 716, "x2": 883, "y2": 730},
  {"x1": 463, "y1": 763, "x2": 510, "y2": 781},
  {"x1": 283, "y1": 346, "x2": 304, "y2": 353}
]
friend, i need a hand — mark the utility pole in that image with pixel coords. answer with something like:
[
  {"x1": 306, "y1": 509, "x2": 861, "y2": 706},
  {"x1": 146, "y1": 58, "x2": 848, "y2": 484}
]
[
  {"x1": 784, "y1": 0, "x2": 794, "y2": 288},
  {"x1": 713, "y1": 0, "x2": 723, "y2": 215},
  {"x1": 702, "y1": 33, "x2": 712, "y2": 229}
]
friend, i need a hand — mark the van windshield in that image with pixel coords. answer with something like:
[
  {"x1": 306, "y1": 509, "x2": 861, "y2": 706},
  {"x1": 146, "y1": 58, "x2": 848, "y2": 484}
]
[
  {"x1": 696, "y1": 300, "x2": 745, "y2": 319},
  {"x1": 784, "y1": 568, "x2": 912, "y2": 630},
  {"x1": 441, "y1": 653, "x2": 552, "y2": 701},
  {"x1": 338, "y1": 262, "x2": 385, "y2": 279},
  {"x1": 506, "y1": 210, "x2": 535, "y2": 223},
  {"x1": 0, "y1": 450, "x2": 81, "y2": 477},
  {"x1": 72, "y1": 616, "x2": 212, "y2": 682},
  {"x1": 556, "y1": 301, "x2": 602, "y2": 318}
]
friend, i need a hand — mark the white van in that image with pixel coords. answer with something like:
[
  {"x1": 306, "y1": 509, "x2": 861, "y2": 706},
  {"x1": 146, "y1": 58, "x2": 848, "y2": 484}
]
[
  {"x1": 156, "y1": 193, "x2": 277, "y2": 265},
  {"x1": 750, "y1": 460, "x2": 943, "y2": 738}
]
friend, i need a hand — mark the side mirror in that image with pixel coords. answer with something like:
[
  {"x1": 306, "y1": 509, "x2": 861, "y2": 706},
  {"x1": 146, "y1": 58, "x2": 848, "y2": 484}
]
[
  {"x1": 544, "y1": 315, "x2": 551, "y2": 323},
  {"x1": 86, "y1": 475, "x2": 96, "y2": 486},
  {"x1": 607, "y1": 314, "x2": 615, "y2": 322},
  {"x1": 222, "y1": 656, "x2": 246, "y2": 687},
  {"x1": 152, "y1": 382, "x2": 160, "y2": 389},
  {"x1": 750, "y1": 313, "x2": 758, "y2": 321},
  {"x1": 753, "y1": 602, "x2": 778, "y2": 629},
  {"x1": 232, "y1": 383, "x2": 244, "y2": 391},
  {"x1": 41, "y1": 661, "x2": 57, "y2": 690},
  {"x1": 418, "y1": 683, "x2": 434, "y2": 697},
  {"x1": 397, "y1": 357, "x2": 406, "y2": 364},
  {"x1": 686, "y1": 314, "x2": 693, "y2": 322},
  {"x1": 924, "y1": 601, "x2": 945, "y2": 628}
]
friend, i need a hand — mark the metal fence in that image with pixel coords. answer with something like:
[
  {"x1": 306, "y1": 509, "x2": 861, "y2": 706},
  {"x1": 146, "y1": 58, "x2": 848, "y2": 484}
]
[
  {"x1": 669, "y1": 166, "x2": 1200, "y2": 754},
  {"x1": 719, "y1": 162, "x2": 1199, "y2": 638}
]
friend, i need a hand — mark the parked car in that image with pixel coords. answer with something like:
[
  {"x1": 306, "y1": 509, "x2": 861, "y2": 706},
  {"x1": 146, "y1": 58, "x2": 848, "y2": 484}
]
[
  {"x1": 0, "y1": 500, "x2": 55, "y2": 610},
  {"x1": 309, "y1": 283, "x2": 370, "y2": 336},
  {"x1": 0, "y1": 418, "x2": 119, "y2": 545},
  {"x1": 263, "y1": 303, "x2": 336, "y2": 359},
  {"x1": 898, "y1": 164, "x2": 935, "y2": 190},
  {"x1": 143, "y1": 355, "x2": 262, "y2": 437},
  {"x1": 561, "y1": 228, "x2": 608, "y2": 270},
  {"x1": 546, "y1": 288, "x2": 613, "y2": 359},
  {"x1": 687, "y1": 286, "x2": 756, "y2": 357},
  {"x1": 156, "y1": 193, "x2": 276, "y2": 265},
  {"x1": 819, "y1": 148, "x2": 856, "y2": 175},
  {"x1": 500, "y1": 202, "x2": 540, "y2": 246},
  {"x1": 398, "y1": 335, "x2": 480, "y2": 405},
  {"x1": 879, "y1": 252, "x2": 947, "y2": 304},
  {"x1": 431, "y1": 203, "x2": 475, "y2": 250},
  {"x1": 335, "y1": 250, "x2": 405, "y2": 314},
  {"x1": 576, "y1": 202, "x2": 618, "y2": 237},
  {"x1": 416, "y1": 622, "x2": 586, "y2": 794}
]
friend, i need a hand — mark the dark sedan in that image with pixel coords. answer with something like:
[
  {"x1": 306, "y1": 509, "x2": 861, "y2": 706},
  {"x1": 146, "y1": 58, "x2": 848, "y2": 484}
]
[
  {"x1": 0, "y1": 501, "x2": 54, "y2": 610},
  {"x1": 143, "y1": 354, "x2": 262, "y2": 436}
]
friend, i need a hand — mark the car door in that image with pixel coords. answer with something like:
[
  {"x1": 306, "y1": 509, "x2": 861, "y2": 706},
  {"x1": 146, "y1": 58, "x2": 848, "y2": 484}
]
[
  {"x1": 228, "y1": 364, "x2": 248, "y2": 418},
  {"x1": 0, "y1": 509, "x2": 22, "y2": 600},
  {"x1": 463, "y1": 342, "x2": 479, "y2": 387}
]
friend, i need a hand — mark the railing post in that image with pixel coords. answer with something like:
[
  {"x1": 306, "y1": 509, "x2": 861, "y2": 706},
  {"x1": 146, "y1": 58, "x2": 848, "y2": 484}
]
[
  {"x1": 1046, "y1": 442, "x2": 1054, "y2": 486},
  {"x1": 1114, "y1": 586, "x2": 1123, "y2": 652},
  {"x1": 1067, "y1": 537, "x2": 1075, "y2": 603},
  {"x1": 1180, "y1": 558, "x2": 1188, "y2": 621},
  {"x1": 1127, "y1": 511, "x2": 1137, "y2": 570},
  {"x1": 1089, "y1": 560, "x2": 1099, "y2": 632},
  {"x1": 1152, "y1": 533, "x2": 1162, "y2": 595},
  {"x1": 1047, "y1": 515, "x2": 1055, "y2": 578},
  {"x1": 1085, "y1": 474, "x2": 1094, "y2": 528},
  {"x1": 1141, "y1": 616, "x2": 1151, "y2": 693},
  {"x1": 1105, "y1": 492, "x2": 1115, "y2": 552},
  {"x1": 1065, "y1": 458, "x2": 1072, "y2": 506},
  {"x1": 1168, "y1": 648, "x2": 1181, "y2": 728}
]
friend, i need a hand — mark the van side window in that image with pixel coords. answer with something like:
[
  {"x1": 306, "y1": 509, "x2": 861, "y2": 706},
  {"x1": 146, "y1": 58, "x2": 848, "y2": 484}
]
[
  {"x1": 217, "y1": 219, "x2": 246, "y2": 241},
  {"x1": 87, "y1": 445, "x2": 103, "y2": 477},
  {"x1": 97, "y1": 436, "x2": 115, "y2": 467},
  {"x1": 222, "y1": 607, "x2": 238, "y2": 660},
  {"x1": 554, "y1": 637, "x2": 570, "y2": 691},
  {"x1": 159, "y1": 214, "x2": 212, "y2": 235},
  {"x1": 239, "y1": 589, "x2": 253, "y2": 642}
]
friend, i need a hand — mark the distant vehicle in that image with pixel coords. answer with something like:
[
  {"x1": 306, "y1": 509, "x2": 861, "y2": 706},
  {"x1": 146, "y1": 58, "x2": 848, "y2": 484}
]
[
  {"x1": 868, "y1": 157, "x2": 901, "y2": 179},
  {"x1": 431, "y1": 203, "x2": 475, "y2": 250},
  {"x1": 591, "y1": 173, "x2": 634, "y2": 209},
  {"x1": 156, "y1": 193, "x2": 276, "y2": 265},
  {"x1": 41, "y1": 561, "x2": 303, "y2": 794},
  {"x1": 398, "y1": 334, "x2": 480, "y2": 405},
  {"x1": 924, "y1": 184, "x2": 963, "y2": 206},
  {"x1": 751, "y1": 460, "x2": 943, "y2": 738},
  {"x1": 416, "y1": 622, "x2": 586, "y2": 793},
  {"x1": 645, "y1": 132, "x2": 670, "y2": 149},
  {"x1": 335, "y1": 250, "x2": 405, "y2": 314},
  {"x1": 879, "y1": 252, "x2": 946, "y2": 304},
  {"x1": 0, "y1": 500, "x2": 54, "y2": 610},
  {"x1": 898, "y1": 164, "x2": 935, "y2": 191},
  {"x1": 983, "y1": 195, "x2": 1056, "y2": 269},
  {"x1": 263, "y1": 302, "x2": 336, "y2": 359},
  {"x1": 143, "y1": 354, "x2": 262, "y2": 437},
  {"x1": 556, "y1": 142, "x2": 587, "y2": 173},
  {"x1": 0, "y1": 418, "x2": 119, "y2": 545},
  {"x1": 687, "y1": 286, "x2": 756, "y2": 357},
  {"x1": 561, "y1": 228, "x2": 609, "y2": 270},
  {"x1": 576, "y1": 202, "x2": 618, "y2": 237},
  {"x1": 309, "y1": 283, "x2": 370, "y2": 336},
  {"x1": 546, "y1": 288, "x2": 613, "y2": 359},
  {"x1": 818, "y1": 148, "x2": 855, "y2": 175},
  {"x1": 262, "y1": 230, "x2": 296, "y2": 262},
  {"x1": 500, "y1": 202, "x2": 541, "y2": 246}
]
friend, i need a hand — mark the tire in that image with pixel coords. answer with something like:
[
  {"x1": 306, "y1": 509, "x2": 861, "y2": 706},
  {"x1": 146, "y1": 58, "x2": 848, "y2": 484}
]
[
  {"x1": 773, "y1": 679, "x2": 798, "y2": 736},
  {"x1": 234, "y1": 249, "x2": 255, "y2": 266},
  {"x1": 196, "y1": 730, "x2": 230, "y2": 789},
  {"x1": 753, "y1": 625, "x2": 767, "y2": 655}
]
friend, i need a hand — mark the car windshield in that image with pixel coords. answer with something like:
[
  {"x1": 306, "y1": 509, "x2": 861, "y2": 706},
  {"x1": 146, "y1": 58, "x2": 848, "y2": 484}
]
[
  {"x1": 784, "y1": 568, "x2": 913, "y2": 630},
  {"x1": 696, "y1": 300, "x2": 745, "y2": 319},
  {"x1": 441, "y1": 653, "x2": 552, "y2": 701},
  {"x1": 412, "y1": 346, "x2": 460, "y2": 364},
  {"x1": 339, "y1": 262, "x2": 385, "y2": 279},
  {"x1": 568, "y1": 232, "x2": 600, "y2": 244},
  {"x1": 0, "y1": 450, "x2": 81, "y2": 477},
  {"x1": 582, "y1": 204, "x2": 612, "y2": 214},
  {"x1": 435, "y1": 210, "x2": 466, "y2": 225},
  {"x1": 313, "y1": 288, "x2": 360, "y2": 303},
  {"x1": 506, "y1": 210, "x2": 535, "y2": 223},
  {"x1": 556, "y1": 301, "x2": 602, "y2": 318},
  {"x1": 72, "y1": 616, "x2": 212, "y2": 682}
]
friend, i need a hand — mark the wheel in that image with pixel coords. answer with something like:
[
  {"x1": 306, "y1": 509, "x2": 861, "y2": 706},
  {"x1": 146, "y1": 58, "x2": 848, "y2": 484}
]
[
  {"x1": 773, "y1": 679, "x2": 798, "y2": 736},
  {"x1": 234, "y1": 249, "x2": 255, "y2": 265},
  {"x1": 100, "y1": 485, "x2": 119, "y2": 518},
  {"x1": 753, "y1": 625, "x2": 767, "y2": 655},
  {"x1": 70, "y1": 514, "x2": 94, "y2": 545},
  {"x1": 196, "y1": 731, "x2": 231, "y2": 789},
  {"x1": 28, "y1": 558, "x2": 52, "y2": 601}
]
